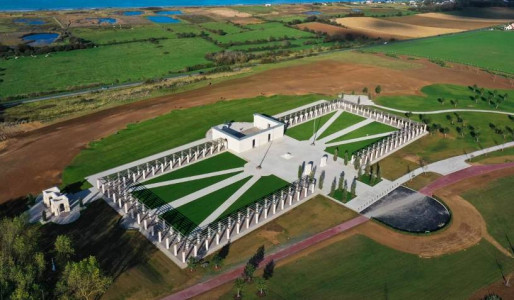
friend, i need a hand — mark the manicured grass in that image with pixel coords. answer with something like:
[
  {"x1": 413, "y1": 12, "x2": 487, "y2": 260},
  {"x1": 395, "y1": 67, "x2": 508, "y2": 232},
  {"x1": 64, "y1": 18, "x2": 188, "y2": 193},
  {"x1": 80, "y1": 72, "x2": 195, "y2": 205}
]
[
  {"x1": 63, "y1": 94, "x2": 325, "y2": 187},
  {"x1": 332, "y1": 188, "x2": 356, "y2": 203},
  {"x1": 143, "y1": 152, "x2": 247, "y2": 184},
  {"x1": 211, "y1": 22, "x2": 314, "y2": 44},
  {"x1": 368, "y1": 31, "x2": 514, "y2": 74},
  {"x1": 325, "y1": 137, "x2": 383, "y2": 158},
  {"x1": 380, "y1": 111, "x2": 514, "y2": 180},
  {"x1": 133, "y1": 172, "x2": 241, "y2": 209},
  {"x1": 376, "y1": 84, "x2": 514, "y2": 113},
  {"x1": 219, "y1": 235, "x2": 513, "y2": 299},
  {"x1": 71, "y1": 26, "x2": 176, "y2": 44},
  {"x1": 357, "y1": 173, "x2": 382, "y2": 186},
  {"x1": 404, "y1": 172, "x2": 442, "y2": 190},
  {"x1": 0, "y1": 38, "x2": 220, "y2": 99},
  {"x1": 327, "y1": 121, "x2": 396, "y2": 143},
  {"x1": 317, "y1": 112, "x2": 366, "y2": 140},
  {"x1": 462, "y1": 175, "x2": 514, "y2": 252},
  {"x1": 165, "y1": 23, "x2": 204, "y2": 34},
  {"x1": 161, "y1": 176, "x2": 252, "y2": 234},
  {"x1": 217, "y1": 175, "x2": 289, "y2": 220},
  {"x1": 285, "y1": 111, "x2": 336, "y2": 141}
]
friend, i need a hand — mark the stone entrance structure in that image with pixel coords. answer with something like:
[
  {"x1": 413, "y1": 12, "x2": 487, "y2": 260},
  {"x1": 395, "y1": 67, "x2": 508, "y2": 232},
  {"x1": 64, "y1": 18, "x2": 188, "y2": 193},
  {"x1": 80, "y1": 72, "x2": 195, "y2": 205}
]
[{"x1": 42, "y1": 187, "x2": 70, "y2": 216}]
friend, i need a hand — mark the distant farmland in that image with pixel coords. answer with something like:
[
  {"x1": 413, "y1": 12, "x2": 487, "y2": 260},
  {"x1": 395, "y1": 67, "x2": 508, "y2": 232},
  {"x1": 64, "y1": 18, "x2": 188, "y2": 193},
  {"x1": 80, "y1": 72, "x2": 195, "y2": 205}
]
[{"x1": 368, "y1": 30, "x2": 514, "y2": 74}]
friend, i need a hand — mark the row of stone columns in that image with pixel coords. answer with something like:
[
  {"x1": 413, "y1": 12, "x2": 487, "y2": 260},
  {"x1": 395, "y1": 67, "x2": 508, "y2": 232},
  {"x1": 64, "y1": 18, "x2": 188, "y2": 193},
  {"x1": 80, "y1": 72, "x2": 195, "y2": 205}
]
[{"x1": 281, "y1": 102, "x2": 336, "y2": 128}]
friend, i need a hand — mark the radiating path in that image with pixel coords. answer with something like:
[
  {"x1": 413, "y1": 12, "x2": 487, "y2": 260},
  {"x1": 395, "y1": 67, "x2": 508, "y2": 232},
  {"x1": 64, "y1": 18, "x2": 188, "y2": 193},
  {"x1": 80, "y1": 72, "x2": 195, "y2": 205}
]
[
  {"x1": 310, "y1": 110, "x2": 343, "y2": 141},
  {"x1": 161, "y1": 215, "x2": 369, "y2": 300},
  {"x1": 198, "y1": 175, "x2": 260, "y2": 227},
  {"x1": 318, "y1": 119, "x2": 373, "y2": 144},
  {"x1": 144, "y1": 168, "x2": 245, "y2": 189},
  {"x1": 324, "y1": 131, "x2": 395, "y2": 147}
]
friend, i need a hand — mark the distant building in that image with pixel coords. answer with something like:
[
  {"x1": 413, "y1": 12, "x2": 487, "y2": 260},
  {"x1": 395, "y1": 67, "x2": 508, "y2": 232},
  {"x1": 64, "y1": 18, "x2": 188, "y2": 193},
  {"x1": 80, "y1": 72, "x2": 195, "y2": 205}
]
[{"x1": 264, "y1": 3, "x2": 271, "y2": 7}]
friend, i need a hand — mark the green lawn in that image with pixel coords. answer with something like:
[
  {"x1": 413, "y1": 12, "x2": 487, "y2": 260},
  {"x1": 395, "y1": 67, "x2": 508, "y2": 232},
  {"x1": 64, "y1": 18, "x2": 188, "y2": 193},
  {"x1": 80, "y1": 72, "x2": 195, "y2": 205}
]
[
  {"x1": 317, "y1": 112, "x2": 366, "y2": 140},
  {"x1": 328, "y1": 122, "x2": 396, "y2": 144},
  {"x1": 376, "y1": 84, "x2": 514, "y2": 113},
  {"x1": 325, "y1": 137, "x2": 383, "y2": 158},
  {"x1": 0, "y1": 37, "x2": 220, "y2": 99},
  {"x1": 71, "y1": 26, "x2": 176, "y2": 44},
  {"x1": 217, "y1": 175, "x2": 289, "y2": 220},
  {"x1": 63, "y1": 94, "x2": 325, "y2": 188},
  {"x1": 161, "y1": 176, "x2": 252, "y2": 234},
  {"x1": 133, "y1": 172, "x2": 241, "y2": 209},
  {"x1": 143, "y1": 152, "x2": 247, "y2": 185},
  {"x1": 285, "y1": 111, "x2": 336, "y2": 141},
  {"x1": 368, "y1": 31, "x2": 514, "y2": 74},
  {"x1": 219, "y1": 235, "x2": 514, "y2": 299},
  {"x1": 462, "y1": 175, "x2": 514, "y2": 252}
]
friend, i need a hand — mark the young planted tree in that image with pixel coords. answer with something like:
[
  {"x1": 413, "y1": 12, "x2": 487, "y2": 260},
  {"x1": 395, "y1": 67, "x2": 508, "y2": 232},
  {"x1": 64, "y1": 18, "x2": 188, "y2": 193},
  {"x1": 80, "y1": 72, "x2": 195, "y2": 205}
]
[
  {"x1": 333, "y1": 147, "x2": 338, "y2": 161},
  {"x1": 256, "y1": 277, "x2": 268, "y2": 296},
  {"x1": 242, "y1": 263, "x2": 256, "y2": 282},
  {"x1": 249, "y1": 246, "x2": 265, "y2": 268},
  {"x1": 376, "y1": 163, "x2": 381, "y2": 181},
  {"x1": 353, "y1": 155, "x2": 360, "y2": 171},
  {"x1": 298, "y1": 165, "x2": 303, "y2": 180},
  {"x1": 344, "y1": 150, "x2": 349, "y2": 166},
  {"x1": 318, "y1": 171, "x2": 325, "y2": 189},
  {"x1": 234, "y1": 277, "x2": 245, "y2": 299},
  {"x1": 375, "y1": 85, "x2": 382, "y2": 95},
  {"x1": 187, "y1": 257, "x2": 199, "y2": 272},
  {"x1": 362, "y1": 87, "x2": 368, "y2": 93},
  {"x1": 338, "y1": 173, "x2": 344, "y2": 192},
  {"x1": 351, "y1": 177, "x2": 357, "y2": 197},
  {"x1": 212, "y1": 254, "x2": 223, "y2": 270},
  {"x1": 357, "y1": 96, "x2": 361, "y2": 105},
  {"x1": 330, "y1": 178, "x2": 336, "y2": 196}
]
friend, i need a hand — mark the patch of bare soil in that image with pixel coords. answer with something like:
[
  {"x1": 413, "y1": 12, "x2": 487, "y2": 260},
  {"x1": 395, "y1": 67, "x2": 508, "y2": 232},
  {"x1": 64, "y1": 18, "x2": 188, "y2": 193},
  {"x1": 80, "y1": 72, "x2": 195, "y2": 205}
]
[
  {"x1": 385, "y1": 14, "x2": 506, "y2": 30},
  {"x1": 0, "y1": 53, "x2": 512, "y2": 203},
  {"x1": 469, "y1": 272, "x2": 514, "y2": 300}
]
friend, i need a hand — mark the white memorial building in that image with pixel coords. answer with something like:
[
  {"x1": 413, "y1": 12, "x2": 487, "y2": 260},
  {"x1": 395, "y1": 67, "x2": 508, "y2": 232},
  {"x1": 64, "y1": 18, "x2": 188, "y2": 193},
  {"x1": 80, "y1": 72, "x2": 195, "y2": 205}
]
[{"x1": 211, "y1": 113, "x2": 285, "y2": 153}]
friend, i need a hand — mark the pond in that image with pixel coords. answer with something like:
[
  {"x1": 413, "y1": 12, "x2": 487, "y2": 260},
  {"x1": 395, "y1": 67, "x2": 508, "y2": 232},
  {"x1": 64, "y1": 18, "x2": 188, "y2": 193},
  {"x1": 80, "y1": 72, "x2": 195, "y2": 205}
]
[
  {"x1": 155, "y1": 10, "x2": 182, "y2": 15},
  {"x1": 304, "y1": 11, "x2": 322, "y2": 15},
  {"x1": 22, "y1": 33, "x2": 59, "y2": 46},
  {"x1": 98, "y1": 17, "x2": 117, "y2": 24},
  {"x1": 123, "y1": 11, "x2": 143, "y2": 16},
  {"x1": 362, "y1": 186, "x2": 451, "y2": 233},
  {"x1": 147, "y1": 16, "x2": 180, "y2": 23},
  {"x1": 14, "y1": 18, "x2": 46, "y2": 25}
]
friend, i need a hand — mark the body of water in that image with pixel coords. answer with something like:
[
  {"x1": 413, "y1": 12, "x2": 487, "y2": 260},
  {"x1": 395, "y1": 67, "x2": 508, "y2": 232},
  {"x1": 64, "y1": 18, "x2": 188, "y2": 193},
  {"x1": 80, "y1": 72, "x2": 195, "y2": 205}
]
[
  {"x1": 0, "y1": 0, "x2": 346, "y2": 11},
  {"x1": 147, "y1": 16, "x2": 180, "y2": 23},
  {"x1": 303, "y1": 11, "x2": 321, "y2": 15},
  {"x1": 123, "y1": 10, "x2": 143, "y2": 16},
  {"x1": 14, "y1": 18, "x2": 46, "y2": 25},
  {"x1": 22, "y1": 33, "x2": 59, "y2": 46}
]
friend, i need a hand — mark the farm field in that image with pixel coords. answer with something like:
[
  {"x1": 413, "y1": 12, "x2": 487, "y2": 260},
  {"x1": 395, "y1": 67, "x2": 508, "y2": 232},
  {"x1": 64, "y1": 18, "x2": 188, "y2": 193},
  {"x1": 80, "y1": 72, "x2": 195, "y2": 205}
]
[
  {"x1": 0, "y1": 37, "x2": 220, "y2": 99},
  {"x1": 143, "y1": 152, "x2": 247, "y2": 185},
  {"x1": 369, "y1": 30, "x2": 514, "y2": 74},
  {"x1": 285, "y1": 111, "x2": 336, "y2": 141},
  {"x1": 327, "y1": 122, "x2": 396, "y2": 143},
  {"x1": 214, "y1": 235, "x2": 513, "y2": 299},
  {"x1": 385, "y1": 12, "x2": 509, "y2": 30},
  {"x1": 210, "y1": 22, "x2": 314, "y2": 44},
  {"x1": 375, "y1": 84, "x2": 514, "y2": 113},
  {"x1": 62, "y1": 94, "x2": 325, "y2": 188},
  {"x1": 317, "y1": 112, "x2": 366, "y2": 140},
  {"x1": 71, "y1": 25, "x2": 176, "y2": 44}
]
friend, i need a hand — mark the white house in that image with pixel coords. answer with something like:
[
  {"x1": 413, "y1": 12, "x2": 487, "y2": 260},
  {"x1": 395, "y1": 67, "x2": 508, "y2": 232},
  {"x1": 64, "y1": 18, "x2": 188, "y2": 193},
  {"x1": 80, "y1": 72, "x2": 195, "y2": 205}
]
[
  {"x1": 42, "y1": 187, "x2": 71, "y2": 216},
  {"x1": 211, "y1": 114, "x2": 285, "y2": 153}
]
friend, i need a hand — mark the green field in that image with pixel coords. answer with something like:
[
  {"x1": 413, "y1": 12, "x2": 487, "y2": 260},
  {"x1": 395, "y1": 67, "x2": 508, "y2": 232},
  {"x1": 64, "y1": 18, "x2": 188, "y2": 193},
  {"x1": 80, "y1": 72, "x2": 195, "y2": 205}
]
[
  {"x1": 63, "y1": 94, "x2": 325, "y2": 188},
  {"x1": 143, "y1": 152, "x2": 247, "y2": 184},
  {"x1": 200, "y1": 22, "x2": 246, "y2": 34},
  {"x1": 133, "y1": 172, "x2": 241, "y2": 209},
  {"x1": 285, "y1": 111, "x2": 336, "y2": 141},
  {"x1": 328, "y1": 122, "x2": 396, "y2": 143},
  {"x1": 72, "y1": 26, "x2": 176, "y2": 44},
  {"x1": 325, "y1": 137, "x2": 383, "y2": 158},
  {"x1": 0, "y1": 37, "x2": 220, "y2": 99},
  {"x1": 317, "y1": 112, "x2": 366, "y2": 140},
  {"x1": 218, "y1": 175, "x2": 289, "y2": 220},
  {"x1": 376, "y1": 84, "x2": 514, "y2": 113},
  {"x1": 462, "y1": 175, "x2": 514, "y2": 252},
  {"x1": 219, "y1": 235, "x2": 513, "y2": 299},
  {"x1": 161, "y1": 176, "x2": 251, "y2": 234},
  {"x1": 368, "y1": 31, "x2": 514, "y2": 74},
  {"x1": 211, "y1": 22, "x2": 314, "y2": 44}
]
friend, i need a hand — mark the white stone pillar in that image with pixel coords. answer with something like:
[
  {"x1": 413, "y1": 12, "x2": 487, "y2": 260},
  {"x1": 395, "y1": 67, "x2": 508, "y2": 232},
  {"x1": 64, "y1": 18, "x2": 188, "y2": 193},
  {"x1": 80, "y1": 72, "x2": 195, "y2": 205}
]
[
  {"x1": 137, "y1": 213, "x2": 141, "y2": 224},
  {"x1": 166, "y1": 238, "x2": 170, "y2": 249},
  {"x1": 158, "y1": 231, "x2": 162, "y2": 243},
  {"x1": 173, "y1": 244, "x2": 178, "y2": 256},
  {"x1": 143, "y1": 219, "x2": 148, "y2": 230},
  {"x1": 216, "y1": 232, "x2": 220, "y2": 245},
  {"x1": 182, "y1": 251, "x2": 186, "y2": 263}
]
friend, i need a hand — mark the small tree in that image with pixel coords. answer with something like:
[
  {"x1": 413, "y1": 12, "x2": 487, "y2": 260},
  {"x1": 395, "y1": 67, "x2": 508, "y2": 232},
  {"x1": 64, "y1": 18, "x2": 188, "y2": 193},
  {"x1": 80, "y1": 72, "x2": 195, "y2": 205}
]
[
  {"x1": 243, "y1": 263, "x2": 256, "y2": 282},
  {"x1": 234, "y1": 277, "x2": 245, "y2": 299},
  {"x1": 375, "y1": 85, "x2": 382, "y2": 95},
  {"x1": 56, "y1": 256, "x2": 111, "y2": 300},
  {"x1": 212, "y1": 254, "x2": 223, "y2": 270},
  {"x1": 187, "y1": 257, "x2": 199, "y2": 272},
  {"x1": 362, "y1": 87, "x2": 368, "y2": 93},
  {"x1": 351, "y1": 177, "x2": 357, "y2": 197},
  {"x1": 357, "y1": 96, "x2": 361, "y2": 105},
  {"x1": 353, "y1": 155, "x2": 360, "y2": 171},
  {"x1": 376, "y1": 163, "x2": 381, "y2": 181},
  {"x1": 333, "y1": 147, "x2": 338, "y2": 161},
  {"x1": 318, "y1": 171, "x2": 325, "y2": 190},
  {"x1": 330, "y1": 178, "x2": 336, "y2": 196},
  {"x1": 249, "y1": 246, "x2": 265, "y2": 267},
  {"x1": 344, "y1": 150, "x2": 349, "y2": 166},
  {"x1": 256, "y1": 277, "x2": 268, "y2": 296},
  {"x1": 263, "y1": 260, "x2": 275, "y2": 280},
  {"x1": 298, "y1": 165, "x2": 303, "y2": 180},
  {"x1": 338, "y1": 173, "x2": 344, "y2": 191},
  {"x1": 55, "y1": 235, "x2": 75, "y2": 267}
]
